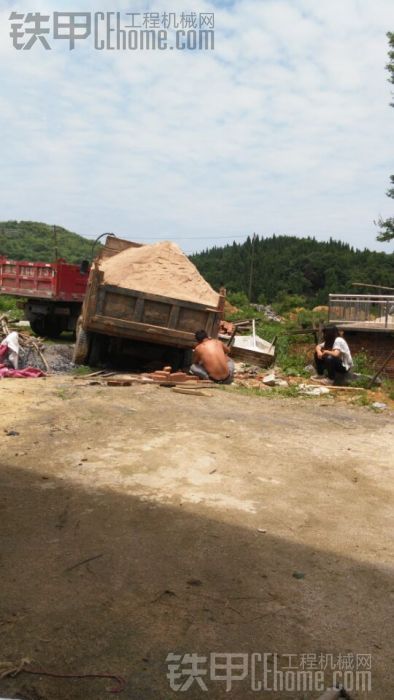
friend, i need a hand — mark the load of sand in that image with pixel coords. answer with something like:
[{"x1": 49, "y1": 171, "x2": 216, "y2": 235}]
[{"x1": 100, "y1": 241, "x2": 220, "y2": 308}]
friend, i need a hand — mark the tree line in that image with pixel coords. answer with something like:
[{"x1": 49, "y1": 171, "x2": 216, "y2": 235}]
[{"x1": 191, "y1": 234, "x2": 394, "y2": 306}]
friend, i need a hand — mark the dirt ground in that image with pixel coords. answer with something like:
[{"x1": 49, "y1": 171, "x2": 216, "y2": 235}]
[{"x1": 0, "y1": 376, "x2": 393, "y2": 700}]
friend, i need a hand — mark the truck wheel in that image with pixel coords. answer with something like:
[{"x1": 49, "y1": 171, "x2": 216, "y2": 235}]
[
  {"x1": 30, "y1": 317, "x2": 61, "y2": 339},
  {"x1": 73, "y1": 326, "x2": 90, "y2": 365},
  {"x1": 45, "y1": 319, "x2": 62, "y2": 339},
  {"x1": 88, "y1": 334, "x2": 102, "y2": 367},
  {"x1": 30, "y1": 318, "x2": 46, "y2": 336}
]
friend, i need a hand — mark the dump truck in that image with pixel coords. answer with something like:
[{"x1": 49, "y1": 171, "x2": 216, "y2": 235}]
[
  {"x1": 73, "y1": 235, "x2": 224, "y2": 368},
  {"x1": 0, "y1": 256, "x2": 89, "y2": 337}
]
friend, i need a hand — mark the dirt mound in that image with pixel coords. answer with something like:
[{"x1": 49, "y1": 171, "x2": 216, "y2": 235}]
[{"x1": 100, "y1": 241, "x2": 220, "y2": 308}]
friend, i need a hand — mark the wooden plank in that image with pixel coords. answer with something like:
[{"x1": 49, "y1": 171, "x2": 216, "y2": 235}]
[
  {"x1": 159, "y1": 380, "x2": 216, "y2": 387},
  {"x1": 102, "y1": 284, "x2": 220, "y2": 312},
  {"x1": 171, "y1": 387, "x2": 213, "y2": 397},
  {"x1": 107, "y1": 379, "x2": 135, "y2": 386},
  {"x1": 168, "y1": 305, "x2": 180, "y2": 329},
  {"x1": 96, "y1": 287, "x2": 105, "y2": 316},
  {"x1": 326, "y1": 385, "x2": 367, "y2": 392},
  {"x1": 90, "y1": 315, "x2": 195, "y2": 340},
  {"x1": 134, "y1": 297, "x2": 145, "y2": 322}
]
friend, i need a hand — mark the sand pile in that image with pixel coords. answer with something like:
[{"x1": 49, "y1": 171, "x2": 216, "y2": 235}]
[{"x1": 100, "y1": 241, "x2": 220, "y2": 307}]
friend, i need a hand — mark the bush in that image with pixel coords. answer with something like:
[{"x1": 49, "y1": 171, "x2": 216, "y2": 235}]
[
  {"x1": 272, "y1": 293, "x2": 307, "y2": 314},
  {"x1": 227, "y1": 291, "x2": 250, "y2": 308},
  {"x1": 0, "y1": 295, "x2": 23, "y2": 320},
  {"x1": 352, "y1": 351, "x2": 375, "y2": 375}
]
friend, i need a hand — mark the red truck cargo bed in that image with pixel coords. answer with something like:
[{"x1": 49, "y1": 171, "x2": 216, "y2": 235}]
[{"x1": 0, "y1": 257, "x2": 88, "y2": 301}]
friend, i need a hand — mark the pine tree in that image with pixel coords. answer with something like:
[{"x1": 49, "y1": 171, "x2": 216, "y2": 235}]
[{"x1": 377, "y1": 32, "x2": 394, "y2": 242}]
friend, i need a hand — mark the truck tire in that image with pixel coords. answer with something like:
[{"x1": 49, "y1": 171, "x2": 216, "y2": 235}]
[
  {"x1": 44, "y1": 319, "x2": 62, "y2": 339},
  {"x1": 30, "y1": 318, "x2": 46, "y2": 337},
  {"x1": 88, "y1": 333, "x2": 102, "y2": 367},
  {"x1": 73, "y1": 326, "x2": 90, "y2": 365},
  {"x1": 30, "y1": 317, "x2": 62, "y2": 339}
]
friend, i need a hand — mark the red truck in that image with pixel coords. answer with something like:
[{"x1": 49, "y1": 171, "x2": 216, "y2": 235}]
[{"x1": 0, "y1": 257, "x2": 89, "y2": 337}]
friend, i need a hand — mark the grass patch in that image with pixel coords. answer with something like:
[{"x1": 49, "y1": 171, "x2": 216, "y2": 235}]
[
  {"x1": 224, "y1": 384, "x2": 304, "y2": 400},
  {"x1": 57, "y1": 388, "x2": 70, "y2": 400},
  {"x1": 352, "y1": 351, "x2": 375, "y2": 375},
  {"x1": 381, "y1": 379, "x2": 394, "y2": 401},
  {"x1": 72, "y1": 365, "x2": 95, "y2": 376},
  {"x1": 0, "y1": 295, "x2": 24, "y2": 321},
  {"x1": 351, "y1": 393, "x2": 373, "y2": 408}
]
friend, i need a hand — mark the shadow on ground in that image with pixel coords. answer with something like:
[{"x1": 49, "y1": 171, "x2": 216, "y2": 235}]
[{"x1": 0, "y1": 460, "x2": 390, "y2": 700}]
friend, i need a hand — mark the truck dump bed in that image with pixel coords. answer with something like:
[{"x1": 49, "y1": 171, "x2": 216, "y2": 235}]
[
  {"x1": 81, "y1": 238, "x2": 223, "y2": 350},
  {"x1": 83, "y1": 271, "x2": 222, "y2": 349},
  {"x1": 74, "y1": 237, "x2": 224, "y2": 365}
]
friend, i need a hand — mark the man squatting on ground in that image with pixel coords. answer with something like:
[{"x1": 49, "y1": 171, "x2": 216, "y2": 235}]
[
  {"x1": 190, "y1": 330, "x2": 235, "y2": 384},
  {"x1": 314, "y1": 326, "x2": 353, "y2": 385}
]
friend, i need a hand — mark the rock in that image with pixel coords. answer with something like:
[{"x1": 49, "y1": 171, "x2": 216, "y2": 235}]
[
  {"x1": 292, "y1": 571, "x2": 305, "y2": 579},
  {"x1": 250, "y1": 304, "x2": 283, "y2": 323},
  {"x1": 275, "y1": 379, "x2": 289, "y2": 387},
  {"x1": 262, "y1": 373, "x2": 276, "y2": 386},
  {"x1": 304, "y1": 364, "x2": 315, "y2": 374},
  {"x1": 298, "y1": 383, "x2": 330, "y2": 396},
  {"x1": 371, "y1": 402, "x2": 387, "y2": 410}
]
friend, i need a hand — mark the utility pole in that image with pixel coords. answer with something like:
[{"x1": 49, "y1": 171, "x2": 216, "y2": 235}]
[
  {"x1": 248, "y1": 232, "x2": 256, "y2": 301},
  {"x1": 53, "y1": 225, "x2": 58, "y2": 261}
]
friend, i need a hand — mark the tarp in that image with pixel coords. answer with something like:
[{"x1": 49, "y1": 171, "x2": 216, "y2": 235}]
[{"x1": 0, "y1": 364, "x2": 45, "y2": 378}]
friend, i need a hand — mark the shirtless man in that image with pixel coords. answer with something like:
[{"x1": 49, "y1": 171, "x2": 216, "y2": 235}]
[{"x1": 190, "y1": 330, "x2": 234, "y2": 384}]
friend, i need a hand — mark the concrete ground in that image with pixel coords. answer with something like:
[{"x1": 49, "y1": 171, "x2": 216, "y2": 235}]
[{"x1": 0, "y1": 376, "x2": 393, "y2": 699}]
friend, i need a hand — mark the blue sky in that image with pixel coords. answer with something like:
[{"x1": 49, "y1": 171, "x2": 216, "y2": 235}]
[{"x1": 0, "y1": 0, "x2": 393, "y2": 253}]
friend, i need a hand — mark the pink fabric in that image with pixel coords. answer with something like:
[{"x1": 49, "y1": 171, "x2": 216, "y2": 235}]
[
  {"x1": 0, "y1": 364, "x2": 45, "y2": 378},
  {"x1": 0, "y1": 344, "x2": 8, "y2": 359}
]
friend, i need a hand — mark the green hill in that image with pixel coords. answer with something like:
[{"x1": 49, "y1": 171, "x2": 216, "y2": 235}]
[
  {"x1": 0, "y1": 221, "x2": 95, "y2": 263},
  {"x1": 191, "y1": 235, "x2": 394, "y2": 306},
  {"x1": 1, "y1": 224, "x2": 393, "y2": 307}
]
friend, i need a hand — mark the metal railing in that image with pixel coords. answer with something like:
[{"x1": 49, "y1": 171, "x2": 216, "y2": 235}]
[{"x1": 329, "y1": 294, "x2": 394, "y2": 329}]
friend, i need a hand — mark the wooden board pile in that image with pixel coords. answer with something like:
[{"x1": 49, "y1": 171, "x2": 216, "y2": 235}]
[
  {"x1": 142, "y1": 366, "x2": 204, "y2": 384},
  {"x1": 75, "y1": 367, "x2": 215, "y2": 388}
]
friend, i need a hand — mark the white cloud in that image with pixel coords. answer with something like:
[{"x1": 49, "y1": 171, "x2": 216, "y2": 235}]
[{"x1": 0, "y1": 0, "x2": 393, "y2": 253}]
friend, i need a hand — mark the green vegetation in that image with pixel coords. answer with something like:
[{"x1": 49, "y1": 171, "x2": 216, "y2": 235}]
[
  {"x1": 72, "y1": 365, "x2": 95, "y2": 376},
  {"x1": 225, "y1": 294, "x2": 321, "y2": 376},
  {"x1": 224, "y1": 384, "x2": 301, "y2": 399},
  {"x1": 352, "y1": 392, "x2": 374, "y2": 408},
  {"x1": 381, "y1": 379, "x2": 394, "y2": 400},
  {"x1": 192, "y1": 235, "x2": 394, "y2": 305},
  {"x1": 0, "y1": 221, "x2": 97, "y2": 263},
  {"x1": 352, "y1": 351, "x2": 374, "y2": 375},
  {"x1": 56, "y1": 387, "x2": 73, "y2": 400},
  {"x1": 0, "y1": 294, "x2": 23, "y2": 320},
  {"x1": 377, "y1": 32, "x2": 394, "y2": 242}
]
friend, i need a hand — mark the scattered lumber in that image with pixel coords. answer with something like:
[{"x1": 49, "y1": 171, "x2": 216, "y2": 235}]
[
  {"x1": 171, "y1": 387, "x2": 213, "y2": 397},
  {"x1": 327, "y1": 385, "x2": 367, "y2": 392},
  {"x1": 0, "y1": 314, "x2": 49, "y2": 372}
]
